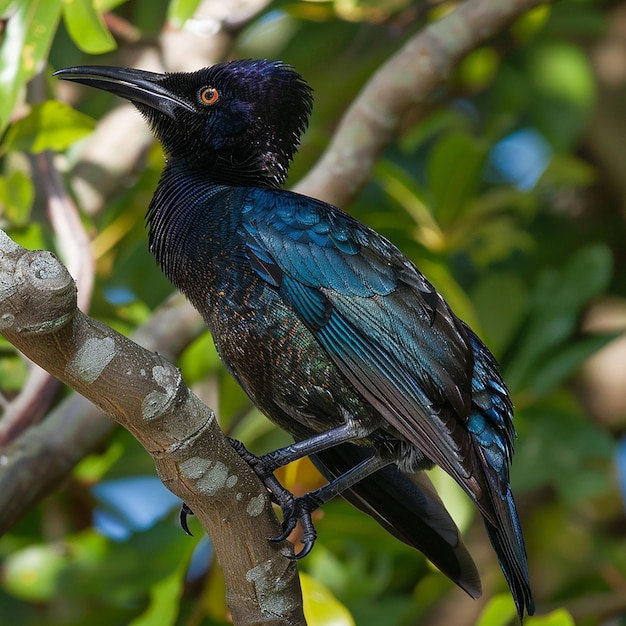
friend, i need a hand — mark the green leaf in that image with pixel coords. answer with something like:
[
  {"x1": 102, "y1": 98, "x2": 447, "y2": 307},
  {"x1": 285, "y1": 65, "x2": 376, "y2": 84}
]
[
  {"x1": 513, "y1": 399, "x2": 614, "y2": 501},
  {"x1": 511, "y1": 4, "x2": 551, "y2": 43},
  {"x1": 0, "y1": 170, "x2": 34, "y2": 225},
  {"x1": 167, "y1": 0, "x2": 202, "y2": 29},
  {"x1": 301, "y1": 572, "x2": 355, "y2": 626},
  {"x1": 475, "y1": 593, "x2": 517, "y2": 626},
  {"x1": 375, "y1": 159, "x2": 443, "y2": 251},
  {"x1": 179, "y1": 331, "x2": 221, "y2": 382},
  {"x1": 2, "y1": 101, "x2": 95, "y2": 153},
  {"x1": 540, "y1": 152, "x2": 596, "y2": 189},
  {"x1": 3, "y1": 544, "x2": 68, "y2": 600},
  {"x1": 472, "y1": 273, "x2": 529, "y2": 357},
  {"x1": 427, "y1": 467, "x2": 475, "y2": 532},
  {"x1": 530, "y1": 333, "x2": 618, "y2": 396},
  {"x1": 62, "y1": 0, "x2": 117, "y2": 54},
  {"x1": 531, "y1": 43, "x2": 595, "y2": 108},
  {"x1": 0, "y1": 0, "x2": 64, "y2": 133},
  {"x1": 129, "y1": 541, "x2": 193, "y2": 626},
  {"x1": 427, "y1": 132, "x2": 486, "y2": 226},
  {"x1": 0, "y1": 354, "x2": 28, "y2": 391},
  {"x1": 505, "y1": 243, "x2": 613, "y2": 392},
  {"x1": 458, "y1": 46, "x2": 500, "y2": 91},
  {"x1": 526, "y1": 608, "x2": 575, "y2": 626},
  {"x1": 528, "y1": 42, "x2": 596, "y2": 151}
]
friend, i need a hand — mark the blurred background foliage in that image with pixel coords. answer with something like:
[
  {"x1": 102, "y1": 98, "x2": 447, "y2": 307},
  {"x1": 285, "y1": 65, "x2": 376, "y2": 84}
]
[{"x1": 1, "y1": 0, "x2": 625, "y2": 625}]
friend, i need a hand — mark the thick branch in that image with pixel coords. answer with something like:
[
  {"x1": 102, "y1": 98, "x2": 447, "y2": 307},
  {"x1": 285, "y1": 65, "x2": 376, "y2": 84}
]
[
  {"x1": 295, "y1": 0, "x2": 551, "y2": 206},
  {"x1": 0, "y1": 294, "x2": 204, "y2": 535},
  {"x1": 0, "y1": 230, "x2": 305, "y2": 626}
]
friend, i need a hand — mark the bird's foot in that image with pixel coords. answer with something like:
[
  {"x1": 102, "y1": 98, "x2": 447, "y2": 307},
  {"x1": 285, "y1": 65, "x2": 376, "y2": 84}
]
[
  {"x1": 227, "y1": 437, "x2": 320, "y2": 557},
  {"x1": 271, "y1": 492, "x2": 322, "y2": 559},
  {"x1": 227, "y1": 437, "x2": 293, "y2": 505}
]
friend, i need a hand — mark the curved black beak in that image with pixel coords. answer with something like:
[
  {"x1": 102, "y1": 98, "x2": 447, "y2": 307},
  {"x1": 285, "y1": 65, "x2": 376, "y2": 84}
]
[{"x1": 53, "y1": 66, "x2": 193, "y2": 119}]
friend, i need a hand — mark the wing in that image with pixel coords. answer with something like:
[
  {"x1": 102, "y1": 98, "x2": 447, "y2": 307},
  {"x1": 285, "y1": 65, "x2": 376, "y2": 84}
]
[
  {"x1": 241, "y1": 189, "x2": 533, "y2": 617},
  {"x1": 240, "y1": 188, "x2": 480, "y2": 489}
]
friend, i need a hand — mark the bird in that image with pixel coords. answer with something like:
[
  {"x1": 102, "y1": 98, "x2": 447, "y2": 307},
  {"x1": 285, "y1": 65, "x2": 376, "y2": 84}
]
[{"x1": 54, "y1": 59, "x2": 534, "y2": 619}]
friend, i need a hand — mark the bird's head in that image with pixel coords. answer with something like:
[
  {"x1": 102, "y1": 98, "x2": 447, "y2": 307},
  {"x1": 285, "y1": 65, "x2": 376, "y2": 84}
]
[{"x1": 54, "y1": 59, "x2": 313, "y2": 188}]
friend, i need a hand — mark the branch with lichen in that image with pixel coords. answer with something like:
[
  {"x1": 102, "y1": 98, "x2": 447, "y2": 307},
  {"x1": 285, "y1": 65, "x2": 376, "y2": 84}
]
[
  {"x1": 0, "y1": 293, "x2": 204, "y2": 536},
  {"x1": 295, "y1": 0, "x2": 551, "y2": 207},
  {"x1": 0, "y1": 229, "x2": 305, "y2": 626}
]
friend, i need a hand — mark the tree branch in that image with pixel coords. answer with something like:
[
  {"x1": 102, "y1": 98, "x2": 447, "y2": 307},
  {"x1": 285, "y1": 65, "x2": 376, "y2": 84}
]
[
  {"x1": 0, "y1": 293, "x2": 204, "y2": 535},
  {"x1": 295, "y1": 0, "x2": 551, "y2": 206},
  {"x1": 0, "y1": 229, "x2": 305, "y2": 626}
]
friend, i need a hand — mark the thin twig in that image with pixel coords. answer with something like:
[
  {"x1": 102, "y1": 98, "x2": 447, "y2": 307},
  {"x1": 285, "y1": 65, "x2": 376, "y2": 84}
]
[{"x1": 37, "y1": 151, "x2": 95, "y2": 311}]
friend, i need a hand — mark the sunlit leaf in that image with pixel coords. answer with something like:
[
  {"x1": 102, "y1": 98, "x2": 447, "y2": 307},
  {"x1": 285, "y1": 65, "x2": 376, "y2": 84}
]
[
  {"x1": 301, "y1": 571, "x2": 355, "y2": 626},
  {"x1": 528, "y1": 42, "x2": 596, "y2": 150},
  {"x1": 427, "y1": 467, "x2": 474, "y2": 532},
  {"x1": 531, "y1": 43, "x2": 595, "y2": 107},
  {"x1": 0, "y1": 0, "x2": 64, "y2": 133},
  {"x1": 167, "y1": 0, "x2": 202, "y2": 29},
  {"x1": 62, "y1": 0, "x2": 116, "y2": 54},
  {"x1": 73, "y1": 441, "x2": 125, "y2": 483},
  {"x1": 475, "y1": 593, "x2": 517, "y2": 626},
  {"x1": 2, "y1": 101, "x2": 95, "y2": 153},
  {"x1": 0, "y1": 170, "x2": 34, "y2": 226},
  {"x1": 458, "y1": 46, "x2": 500, "y2": 91},
  {"x1": 3, "y1": 544, "x2": 67, "y2": 600},
  {"x1": 179, "y1": 331, "x2": 221, "y2": 382},
  {"x1": 526, "y1": 608, "x2": 575, "y2": 626},
  {"x1": 332, "y1": 0, "x2": 411, "y2": 22},
  {"x1": 279, "y1": 456, "x2": 325, "y2": 494}
]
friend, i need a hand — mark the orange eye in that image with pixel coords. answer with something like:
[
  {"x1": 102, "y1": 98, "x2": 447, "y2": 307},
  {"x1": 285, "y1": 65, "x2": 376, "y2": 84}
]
[{"x1": 199, "y1": 87, "x2": 219, "y2": 105}]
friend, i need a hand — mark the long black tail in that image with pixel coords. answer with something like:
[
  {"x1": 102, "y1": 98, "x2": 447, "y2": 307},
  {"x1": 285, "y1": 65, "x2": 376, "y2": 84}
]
[
  {"x1": 482, "y1": 481, "x2": 535, "y2": 620},
  {"x1": 464, "y1": 323, "x2": 534, "y2": 619},
  {"x1": 312, "y1": 442, "x2": 482, "y2": 600}
]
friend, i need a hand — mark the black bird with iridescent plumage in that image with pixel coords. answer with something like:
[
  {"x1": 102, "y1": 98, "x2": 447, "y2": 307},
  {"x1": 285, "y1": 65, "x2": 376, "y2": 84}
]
[{"x1": 55, "y1": 59, "x2": 534, "y2": 619}]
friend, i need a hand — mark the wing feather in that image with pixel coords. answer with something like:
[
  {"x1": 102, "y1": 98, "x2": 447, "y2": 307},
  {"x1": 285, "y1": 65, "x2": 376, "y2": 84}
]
[{"x1": 242, "y1": 190, "x2": 477, "y2": 488}]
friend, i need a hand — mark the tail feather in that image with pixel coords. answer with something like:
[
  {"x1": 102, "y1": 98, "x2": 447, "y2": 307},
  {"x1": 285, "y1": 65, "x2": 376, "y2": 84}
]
[
  {"x1": 464, "y1": 324, "x2": 534, "y2": 619},
  {"x1": 312, "y1": 442, "x2": 482, "y2": 600},
  {"x1": 483, "y1": 485, "x2": 535, "y2": 620}
]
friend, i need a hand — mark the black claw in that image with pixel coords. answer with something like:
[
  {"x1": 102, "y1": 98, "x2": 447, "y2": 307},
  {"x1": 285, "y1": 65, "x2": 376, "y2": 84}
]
[
  {"x1": 271, "y1": 495, "x2": 319, "y2": 557},
  {"x1": 179, "y1": 503, "x2": 194, "y2": 536},
  {"x1": 295, "y1": 540, "x2": 315, "y2": 560},
  {"x1": 270, "y1": 515, "x2": 298, "y2": 543}
]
